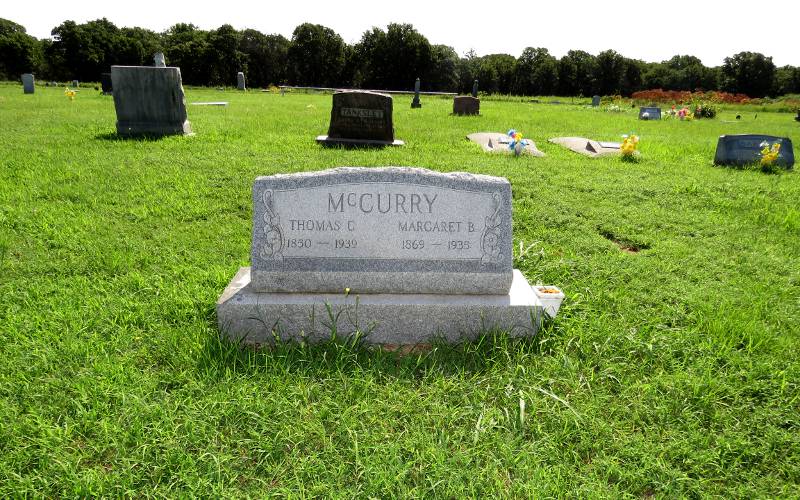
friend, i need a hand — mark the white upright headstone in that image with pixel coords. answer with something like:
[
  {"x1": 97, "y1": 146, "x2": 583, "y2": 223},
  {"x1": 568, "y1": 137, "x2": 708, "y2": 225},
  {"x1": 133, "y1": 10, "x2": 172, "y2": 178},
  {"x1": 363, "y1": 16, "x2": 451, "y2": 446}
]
[{"x1": 154, "y1": 52, "x2": 166, "y2": 68}]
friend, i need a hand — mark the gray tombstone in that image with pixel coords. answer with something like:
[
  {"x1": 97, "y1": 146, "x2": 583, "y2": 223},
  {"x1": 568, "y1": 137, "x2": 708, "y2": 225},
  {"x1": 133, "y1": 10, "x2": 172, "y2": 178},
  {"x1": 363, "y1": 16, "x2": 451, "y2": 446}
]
[
  {"x1": 472, "y1": 79, "x2": 479, "y2": 98},
  {"x1": 237, "y1": 72, "x2": 246, "y2": 91},
  {"x1": 316, "y1": 91, "x2": 404, "y2": 146},
  {"x1": 111, "y1": 65, "x2": 192, "y2": 137},
  {"x1": 453, "y1": 96, "x2": 480, "y2": 116},
  {"x1": 639, "y1": 106, "x2": 662, "y2": 120},
  {"x1": 411, "y1": 77, "x2": 421, "y2": 109},
  {"x1": 591, "y1": 95, "x2": 601, "y2": 107},
  {"x1": 713, "y1": 134, "x2": 794, "y2": 168},
  {"x1": 72, "y1": 80, "x2": 79, "y2": 88},
  {"x1": 22, "y1": 73, "x2": 34, "y2": 94},
  {"x1": 153, "y1": 52, "x2": 166, "y2": 68},
  {"x1": 100, "y1": 73, "x2": 113, "y2": 94},
  {"x1": 216, "y1": 167, "x2": 562, "y2": 346}
]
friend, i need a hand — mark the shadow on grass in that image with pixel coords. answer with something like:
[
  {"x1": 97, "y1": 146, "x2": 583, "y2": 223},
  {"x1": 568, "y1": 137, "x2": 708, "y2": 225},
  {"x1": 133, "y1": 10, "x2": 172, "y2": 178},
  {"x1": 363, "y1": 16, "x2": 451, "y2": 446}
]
[
  {"x1": 95, "y1": 131, "x2": 174, "y2": 142},
  {"x1": 197, "y1": 323, "x2": 561, "y2": 381}
]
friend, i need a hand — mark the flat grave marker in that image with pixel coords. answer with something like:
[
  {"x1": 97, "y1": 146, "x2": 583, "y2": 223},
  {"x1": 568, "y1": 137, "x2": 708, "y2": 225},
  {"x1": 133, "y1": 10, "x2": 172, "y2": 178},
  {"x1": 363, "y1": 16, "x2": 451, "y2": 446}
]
[
  {"x1": 714, "y1": 134, "x2": 795, "y2": 168},
  {"x1": 639, "y1": 106, "x2": 662, "y2": 120}
]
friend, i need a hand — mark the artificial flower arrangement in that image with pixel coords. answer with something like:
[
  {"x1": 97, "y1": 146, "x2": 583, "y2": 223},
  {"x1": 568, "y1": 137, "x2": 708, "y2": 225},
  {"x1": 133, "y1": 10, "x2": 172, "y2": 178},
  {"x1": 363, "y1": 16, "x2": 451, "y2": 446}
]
[
  {"x1": 760, "y1": 141, "x2": 781, "y2": 167},
  {"x1": 620, "y1": 134, "x2": 639, "y2": 158},
  {"x1": 666, "y1": 105, "x2": 694, "y2": 120},
  {"x1": 507, "y1": 129, "x2": 529, "y2": 156},
  {"x1": 64, "y1": 87, "x2": 76, "y2": 101}
]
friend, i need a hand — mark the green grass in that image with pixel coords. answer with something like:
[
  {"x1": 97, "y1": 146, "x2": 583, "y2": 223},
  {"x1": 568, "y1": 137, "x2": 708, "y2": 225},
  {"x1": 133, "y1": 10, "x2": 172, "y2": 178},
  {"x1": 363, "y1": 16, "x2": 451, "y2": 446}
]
[{"x1": 1, "y1": 82, "x2": 799, "y2": 497}]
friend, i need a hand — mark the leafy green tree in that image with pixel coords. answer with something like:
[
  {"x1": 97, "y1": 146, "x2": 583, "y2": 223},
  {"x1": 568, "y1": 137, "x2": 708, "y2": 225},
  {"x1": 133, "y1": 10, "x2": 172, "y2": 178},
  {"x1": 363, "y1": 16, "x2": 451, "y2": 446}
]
[
  {"x1": 721, "y1": 51, "x2": 776, "y2": 97},
  {"x1": 557, "y1": 50, "x2": 597, "y2": 96},
  {"x1": 0, "y1": 18, "x2": 39, "y2": 79},
  {"x1": 424, "y1": 44, "x2": 459, "y2": 92},
  {"x1": 115, "y1": 27, "x2": 162, "y2": 67},
  {"x1": 593, "y1": 49, "x2": 627, "y2": 95},
  {"x1": 512, "y1": 47, "x2": 558, "y2": 95},
  {"x1": 46, "y1": 18, "x2": 122, "y2": 81},
  {"x1": 205, "y1": 24, "x2": 244, "y2": 85},
  {"x1": 287, "y1": 23, "x2": 345, "y2": 87},
  {"x1": 239, "y1": 29, "x2": 289, "y2": 87},
  {"x1": 477, "y1": 54, "x2": 515, "y2": 94},
  {"x1": 163, "y1": 24, "x2": 209, "y2": 85},
  {"x1": 773, "y1": 65, "x2": 800, "y2": 96},
  {"x1": 353, "y1": 23, "x2": 432, "y2": 90},
  {"x1": 455, "y1": 49, "x2": 480, "y2": 94}
]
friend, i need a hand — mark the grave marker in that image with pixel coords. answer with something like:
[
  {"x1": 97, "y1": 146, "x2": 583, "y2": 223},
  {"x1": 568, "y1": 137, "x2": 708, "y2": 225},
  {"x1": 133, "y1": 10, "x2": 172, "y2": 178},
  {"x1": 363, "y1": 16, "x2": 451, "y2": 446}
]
[
  {"x1": 411, "y1": 78, "x2": 421, "y2": 108},
  {"x1": 316, "y1": 91, "x2": 404, "y2": 146},
  {"x1": 714, "y1": 134, "x2": 795, "y2": 168},
  {"x1": 453, "y1": 96, "x2": 480, "y2": 116},
  {"x1": 639, "y1": 106, "x2": 662, "y2": 120},
  {"x1": 111, "y1": 65, "x2": 192, "y2": 136},
  {"x1": 22, "y1": 73, "x2": 34, "y2": 94},
  {"x1": 217, "y1": 167, "x2": 562, "y2": 346},
  {"x1": 101, "y1": 73, "x2": 112, "y2": 94},
  {"x1": 592, "y1": 95, "x2": 601, "y2": 107},
  {"x1": 237, "y1": 72, "x2": 246, "y2": 91},
  {"x1": 154, "y1": 52, "x2": 166, "y2": 67}
]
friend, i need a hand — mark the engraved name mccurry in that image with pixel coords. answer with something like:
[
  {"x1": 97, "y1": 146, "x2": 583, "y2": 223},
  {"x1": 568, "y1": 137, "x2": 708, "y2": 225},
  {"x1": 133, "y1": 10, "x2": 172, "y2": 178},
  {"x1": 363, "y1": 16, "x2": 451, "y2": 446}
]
[{"x1": 328, "y1": 192, "x2": 437, "y2": 214}]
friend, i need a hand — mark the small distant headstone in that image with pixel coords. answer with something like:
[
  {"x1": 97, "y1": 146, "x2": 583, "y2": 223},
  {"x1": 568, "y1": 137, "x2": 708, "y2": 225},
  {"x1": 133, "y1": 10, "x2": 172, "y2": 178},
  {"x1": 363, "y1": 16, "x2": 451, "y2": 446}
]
[
  {"x1": 111, "y1": 65, "x2": 192, "y2": 136},
  {"x1": 472, "y1": 79, "x2": 479, "y2": 98},
  {"x1": 154, "y1": 52, "x2": 166, "y2": 68},
  {"x1": 714, "y1": 134, "x2": 794, "y2": 168},
  {"x1": 22, "y1": 73, "x2": 34, "y2": 94},
  {"x1": 316, "y1": 90, "x2": 403, "y2": 147},
  {"x1": 101, "y1": 73, "x2": 113, "y2": 94},
  {"x1": 237, "y1": 72, "x2": 246, "y2": 91},
  {"x1": 411, "y1": 77, "x2": 421, "y2": 109},
  {"x1": 591, "y1": 95, "x2": 601, "y2": 107},
  {"x1": 453, "y1": 96, "x2": 480, "y2": 116},
  {"x1": 72, "y1": 80, "x2": 79, "y2": 88},
  {"x1": 794, "y1": 111, "x2": 800, "y2": 122},
  {"x1": 216, "y1": 167, "x2": 561, "y2": 346},
  {"x1": 639, "y1": 106, "x2": 662, "y2": 120}
]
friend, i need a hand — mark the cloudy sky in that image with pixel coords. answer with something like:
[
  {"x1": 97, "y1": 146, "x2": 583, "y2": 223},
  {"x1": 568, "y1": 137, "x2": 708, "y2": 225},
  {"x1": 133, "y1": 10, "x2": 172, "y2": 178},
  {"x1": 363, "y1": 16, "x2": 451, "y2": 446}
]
[{"x1": 6, "y1": 0, "x2": 799, "y2": 66}]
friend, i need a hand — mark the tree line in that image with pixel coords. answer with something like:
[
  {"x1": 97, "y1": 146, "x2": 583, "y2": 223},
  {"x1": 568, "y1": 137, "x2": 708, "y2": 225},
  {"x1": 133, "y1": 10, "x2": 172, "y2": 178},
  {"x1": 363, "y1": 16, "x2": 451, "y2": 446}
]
[{"x1": 2, "y1": 17, "x2": 799, "y2": 97}]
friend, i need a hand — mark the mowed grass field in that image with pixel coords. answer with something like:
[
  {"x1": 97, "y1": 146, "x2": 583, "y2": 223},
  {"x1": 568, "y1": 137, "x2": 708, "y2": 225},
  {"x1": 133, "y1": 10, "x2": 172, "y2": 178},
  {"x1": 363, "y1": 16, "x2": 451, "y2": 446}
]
[{"x1": 1, "y1": 82, "x2": 799, "y2": 496}]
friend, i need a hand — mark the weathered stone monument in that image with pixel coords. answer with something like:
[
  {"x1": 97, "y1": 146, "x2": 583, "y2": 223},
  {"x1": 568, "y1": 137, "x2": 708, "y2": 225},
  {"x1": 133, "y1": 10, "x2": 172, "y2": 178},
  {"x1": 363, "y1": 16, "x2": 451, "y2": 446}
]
[
  {"x1": 216, "y1": 167, "x2": 562, "y2": 346},
  {"x1": 153, "y1": 52, "x2": 166, "y2": 68},
  {"x1": 591, "y1": 95, "x2": 601, "y2": 107},
  {"x1": 100, "y1": 73, "x2": 112, "y2": 94},
  {"x1": 639, "y1": 106, "x2": 662, "y2": 120},
  {"x1": 548, "y1": 137, "x2": 622, "y2": 158},
  {"x1": 453, "y1": 96, "x2": 480, "y2": 116},
  {"x1": 22, "y1": 73, "x2": 34, "y2": 94},
  {"x1": 472, "y1": 79, "x2": 479, "y2": 98},
  {"x1": 411, "y1": 78, "x2": 421, "y2": 109},
  {"x1": 111, "y1": 65, "x2": 192, "y2": 136},
  {"x1": 237, "y1": 72, "x2": 246, "y2": 91},
  {"x1": 316, "y1": 91, "x2": 404, "y2": 147},
  {"x1": 714, "y1": 134, "x2": 795, "y2": 168},
  {"x1": 72, "y1": 80, "x2": 79, "y2": 88}
]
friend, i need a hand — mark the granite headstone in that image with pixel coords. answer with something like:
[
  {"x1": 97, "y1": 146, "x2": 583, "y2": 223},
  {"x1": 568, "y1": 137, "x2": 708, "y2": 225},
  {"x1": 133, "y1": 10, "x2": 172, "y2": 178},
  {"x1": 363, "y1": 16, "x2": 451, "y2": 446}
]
[
  {"x1": 453, "y1": 96, "x2": 480, "y2": 116},
  {"x1": 72, "y1": 80, "x2": 79, "y2": 88},
  {"x1": 411, "y1": 78, "x2": 421, "y2": 109},
  {"x1": 237, "y1": 72, "x2": 246, "y2": 91},
  {"x1": 217, "y1": 167, "x2": 561, "y2": 346},
  {"x1": 713, "y1": 135, "x2": 795, "y2": 168},
  {"x1": 154, "y1": 52, "x2": 166, "y2": 68},
  {"x1": 639, "y1": 106, "x2": 662, "y2": 120},
  {"x1": 316, "y1": 91, "x2": 403, "y2": 146},
  {"x1": 111, "y1": 65, "x2": 192, "y2": 136},
  {"x1": 591, "y1": 95, "x2": 601, "y2": 107},
  {"x1": 22, "y1": 73, "x2": 34, "y2": 94},
  {"x1": 472, "y1": 79, "x2": 479, "y2": 98},
  {"x1": 101, "y1": 73, "x2": 113, "y2": 94},
  {"x1": 549, "y1": 137, "x2": 622, "y2": 158}
]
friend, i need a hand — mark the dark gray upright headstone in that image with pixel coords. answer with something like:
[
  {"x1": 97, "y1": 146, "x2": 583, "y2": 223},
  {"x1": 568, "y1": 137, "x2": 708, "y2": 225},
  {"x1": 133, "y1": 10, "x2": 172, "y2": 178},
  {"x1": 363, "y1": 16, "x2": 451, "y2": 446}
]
[
  {"x1": 639, "y1": 106, "x2": 662, "y2": 120},
  {"x1": 591, "y1": 95, "x2": 601, "y2": 107},
  {"x1": 154, "y1": 52, "x2": 166, "y2": 68},
  {"x1": 316, "y1": 91, "x2": 403, "y2": 146},
  {"x1": 101, "y1": 73, "x2": 113, "y2": 94},
  {"x1": 714, "y1": 134, "x2": 794, "y2": 168},
  {"x1": 22, "y1": 73, "x2": 34, "y2": 94},
  {"x1": 453, "y1": 96, "x2": 480, "y2": 116},
  {"x1": 472, "y1": 79, "x2": 479, "y2": 98},
  {"x1": 411, "y1": 77, "x2": 421, "y2": 109},
  {"x1": 237, "y1": 72, "x2": 246, "y2": 90},
  {"x1": 111, "y1": 65, "x2": 192, "y2": 137},
  {"x1": 72, "y1": 80, "x2": 79, "y2": 88}
]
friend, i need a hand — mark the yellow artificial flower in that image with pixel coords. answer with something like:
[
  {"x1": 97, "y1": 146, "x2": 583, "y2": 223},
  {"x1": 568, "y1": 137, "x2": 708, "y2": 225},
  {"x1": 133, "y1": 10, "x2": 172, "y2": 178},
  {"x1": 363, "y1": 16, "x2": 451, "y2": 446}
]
[
  {"x1": 64, "y1": 88, "x2": 76, "y2": 101},
  {"x1": 760, "y1": 143, "x2": 781, "y2": 166},
  {"x1": 621, "y1": 134, "x2": 639, "y2": 157}
]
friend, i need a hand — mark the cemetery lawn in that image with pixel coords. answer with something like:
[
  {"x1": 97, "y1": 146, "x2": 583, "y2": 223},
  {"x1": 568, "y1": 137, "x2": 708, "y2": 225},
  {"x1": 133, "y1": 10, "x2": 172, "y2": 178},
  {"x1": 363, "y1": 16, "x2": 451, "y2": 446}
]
[{"x1": 2, "y1": 83, "x2": 799, "y2": 497}]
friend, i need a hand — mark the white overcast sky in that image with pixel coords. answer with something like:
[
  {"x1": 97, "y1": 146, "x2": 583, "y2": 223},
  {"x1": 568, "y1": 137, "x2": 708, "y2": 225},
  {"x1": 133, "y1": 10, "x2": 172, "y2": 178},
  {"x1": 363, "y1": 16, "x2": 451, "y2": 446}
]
[{"x1": 5, "y1": 0, "x2": 799, "y2": 67}]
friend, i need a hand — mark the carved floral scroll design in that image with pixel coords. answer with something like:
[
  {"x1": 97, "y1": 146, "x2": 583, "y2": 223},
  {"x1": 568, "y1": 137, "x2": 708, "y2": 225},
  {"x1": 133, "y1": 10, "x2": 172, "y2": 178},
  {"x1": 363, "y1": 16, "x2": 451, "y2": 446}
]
[
  {"x1": 480, "y1": 192, "x2": 503, "y2": 266},
  {"x1": 259, "y1": 190, "x2": 284, "y2": 261}
]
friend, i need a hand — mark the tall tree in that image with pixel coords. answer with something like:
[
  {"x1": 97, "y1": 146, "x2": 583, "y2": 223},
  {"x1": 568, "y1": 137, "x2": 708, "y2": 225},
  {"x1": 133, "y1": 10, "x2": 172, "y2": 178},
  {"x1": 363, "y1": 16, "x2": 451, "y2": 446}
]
[
  {"x1": 239, "y1": 29, "x2": 288, "y2": 88},
  {"x1": 205, "y1": 24, "x2": 244, "y2": 85},
  {"x1": 163, "y1": 23, "x2": 209, "y2": 85},
  {"x1": 353, "y1": 23, "x2": 432, "y2": 90},
  {"x1": 593, "y1": 49, "x2": 626, "y2": 95},
  {"x1": 424, "y1": 44, "x2": 459, "y2": 92},
  {"x1": 0, "y1": 18, "x2": 39, "y2": 79},
  {"x1": 721, "y1": 51, "x2": 776, "y2": 97},
  {"x1": 287, "y1": 23, "x2": 345, "y2": 87},
  {"x1": 557, "y1": 50, "x2": 597, "y2": 96},
  {"x1": 513, "y1": 47, "x2": 558, "y2": 95}
]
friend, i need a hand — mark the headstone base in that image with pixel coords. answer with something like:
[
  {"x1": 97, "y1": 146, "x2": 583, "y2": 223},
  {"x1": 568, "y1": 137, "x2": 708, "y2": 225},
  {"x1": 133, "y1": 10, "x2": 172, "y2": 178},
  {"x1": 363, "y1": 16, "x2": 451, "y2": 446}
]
[
  {"x1": 316, "y1": 135, "x2": 404, "y2": 147},
  {"x1": 411, "y1": 99, "x2": 422, "y2": 109},
  {"x1": 467, "y1": 133, "x2": 546, "y2": 157},
  {"x1": 217, "y1": 267, "x2": 544, "y2": 346},
  {"x1": 116, "y1": 120, "x2": 192, "y2": 137},
  {"x1": 549, "y1": 137, "x2": 622, "y2": 158}
]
